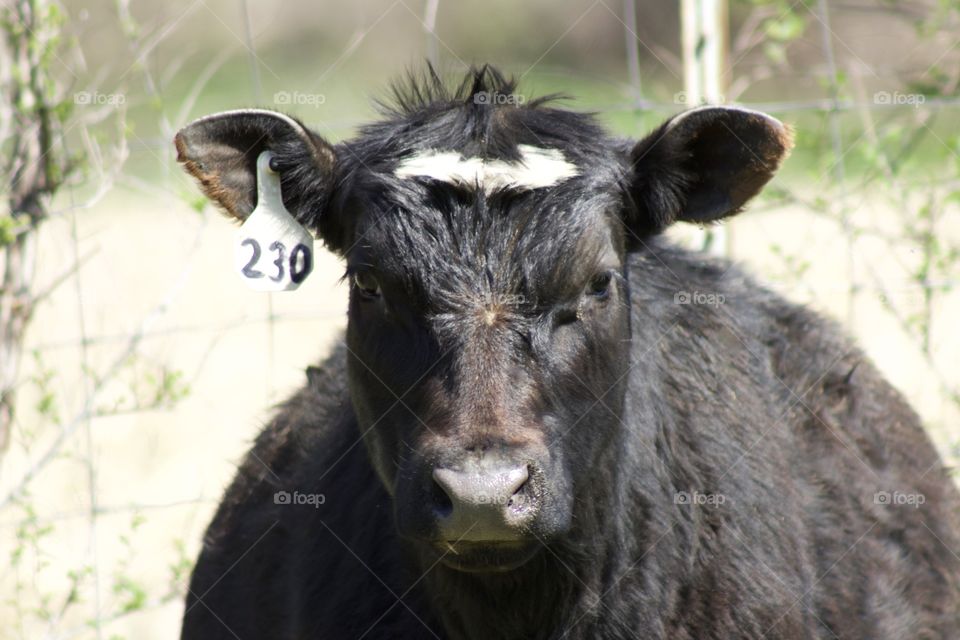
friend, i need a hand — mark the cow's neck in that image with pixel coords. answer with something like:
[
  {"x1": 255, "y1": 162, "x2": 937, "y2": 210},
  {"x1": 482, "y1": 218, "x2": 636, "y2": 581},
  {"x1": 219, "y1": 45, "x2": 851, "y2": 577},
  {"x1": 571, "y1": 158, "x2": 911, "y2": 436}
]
[{"x1": 416, "y1": 540, "x2": 609, "y2": 639}]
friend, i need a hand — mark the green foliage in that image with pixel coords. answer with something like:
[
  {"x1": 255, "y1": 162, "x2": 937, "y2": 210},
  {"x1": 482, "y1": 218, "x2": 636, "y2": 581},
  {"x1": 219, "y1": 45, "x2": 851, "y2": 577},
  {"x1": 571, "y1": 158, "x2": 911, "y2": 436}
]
[
  {"x1": 167, "y1": 538, "x2": 194, "y2": 599},
  {"x1": 31, "y1": 350, "x2": 60, "y2": 426},
  {"x1": 111, "y1": 517, "x2": 149, "y2": 615},
  {"x1": 145, "y1": 369, "x2": 190, "y2": 408},
  {"x1": 186, "y1": 191, "x2": 209, "y2": 214},
  {"x1": 763, "y1": 9, "x2": 806, "y2": 42},
  {"x1": 736, "y1": 0, "x2": 814, "y2": 65},
  {"x1": 0, "y1": 213, "x2": 19, "y2": 246}
]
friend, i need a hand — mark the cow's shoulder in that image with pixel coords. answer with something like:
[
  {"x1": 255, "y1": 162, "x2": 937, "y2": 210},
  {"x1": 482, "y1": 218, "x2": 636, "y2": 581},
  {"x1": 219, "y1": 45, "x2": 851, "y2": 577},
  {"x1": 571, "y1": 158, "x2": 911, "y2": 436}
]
[
  {"x1": 202, "y1": 341, "x2": 352, "y2": 545},
  {"x1": 183, "y1": 341, "x2": 399, "y2": 638}
]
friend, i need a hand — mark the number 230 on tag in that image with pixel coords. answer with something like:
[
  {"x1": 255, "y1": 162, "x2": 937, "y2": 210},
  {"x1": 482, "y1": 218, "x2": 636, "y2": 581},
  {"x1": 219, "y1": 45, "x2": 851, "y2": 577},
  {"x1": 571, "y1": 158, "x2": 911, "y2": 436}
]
[{"x1": 235, "y1": 151, "x2": 314, "y2": 291}]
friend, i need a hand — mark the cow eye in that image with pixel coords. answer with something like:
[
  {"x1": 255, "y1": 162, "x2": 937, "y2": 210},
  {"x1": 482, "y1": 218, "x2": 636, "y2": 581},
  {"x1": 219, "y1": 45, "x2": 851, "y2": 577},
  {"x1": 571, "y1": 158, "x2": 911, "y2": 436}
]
[
  {"x1": 352, "y1": 271, "x2": 381, "y2": 299},
  {"x1": 587, "y1": 271, "x2": 613, "y2": 298}
]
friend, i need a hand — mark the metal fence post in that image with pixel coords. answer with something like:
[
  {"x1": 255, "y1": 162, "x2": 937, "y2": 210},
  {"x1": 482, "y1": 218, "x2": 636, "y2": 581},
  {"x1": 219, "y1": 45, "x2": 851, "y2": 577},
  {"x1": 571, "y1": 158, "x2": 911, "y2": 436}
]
[{"x1": 681, "y1": 0, "x2": 730, "y2": 257}]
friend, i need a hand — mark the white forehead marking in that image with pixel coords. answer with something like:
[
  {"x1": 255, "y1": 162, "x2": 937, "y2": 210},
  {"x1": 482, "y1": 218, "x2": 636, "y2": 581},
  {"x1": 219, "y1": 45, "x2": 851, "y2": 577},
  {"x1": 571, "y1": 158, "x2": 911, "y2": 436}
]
[{"x1": 394, "y1": 144, "x2": 579, "y2": 192}]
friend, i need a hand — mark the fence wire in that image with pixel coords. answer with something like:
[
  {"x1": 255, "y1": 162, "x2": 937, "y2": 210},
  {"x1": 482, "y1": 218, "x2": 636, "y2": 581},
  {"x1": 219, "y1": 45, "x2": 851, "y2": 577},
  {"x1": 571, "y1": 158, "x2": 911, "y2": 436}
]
[{"x1": 1, "y1": 1, "x2": 958, "y2": 638}]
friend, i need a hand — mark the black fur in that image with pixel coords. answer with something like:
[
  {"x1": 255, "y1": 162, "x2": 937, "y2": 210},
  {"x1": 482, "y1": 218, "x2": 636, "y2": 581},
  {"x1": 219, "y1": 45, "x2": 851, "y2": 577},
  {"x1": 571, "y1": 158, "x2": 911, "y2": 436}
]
[{"x1": 177, "y1": 66, "x2": 960, "y2": 639}]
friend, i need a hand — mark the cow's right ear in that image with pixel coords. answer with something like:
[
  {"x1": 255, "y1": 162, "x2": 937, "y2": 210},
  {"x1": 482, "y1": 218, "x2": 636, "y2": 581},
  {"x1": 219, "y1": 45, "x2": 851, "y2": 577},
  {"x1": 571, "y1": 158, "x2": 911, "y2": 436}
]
[
  {"x1": 174, "y1": 109, "x2": 346, "y2": 252},
  {"x1": 623, "y1": 106, "x2": 792, "y2": 243}
]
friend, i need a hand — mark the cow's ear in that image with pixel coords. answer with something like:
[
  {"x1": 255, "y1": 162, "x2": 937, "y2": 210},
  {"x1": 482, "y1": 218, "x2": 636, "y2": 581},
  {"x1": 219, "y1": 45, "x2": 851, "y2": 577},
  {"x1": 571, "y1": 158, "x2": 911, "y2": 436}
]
[
  {"x1": 624, "y1": 106, "x2": 792, "y2": 240},
  {"x1": 174, "y1": 109, "x2": 346, "y2": 252}
]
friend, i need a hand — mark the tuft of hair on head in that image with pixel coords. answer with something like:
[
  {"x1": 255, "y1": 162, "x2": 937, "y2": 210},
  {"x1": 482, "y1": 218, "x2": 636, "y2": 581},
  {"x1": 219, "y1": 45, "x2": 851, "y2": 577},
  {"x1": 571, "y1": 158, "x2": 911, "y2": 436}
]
[{"x1": 375, "y1": 63, "x2": 562, "y2": 118}]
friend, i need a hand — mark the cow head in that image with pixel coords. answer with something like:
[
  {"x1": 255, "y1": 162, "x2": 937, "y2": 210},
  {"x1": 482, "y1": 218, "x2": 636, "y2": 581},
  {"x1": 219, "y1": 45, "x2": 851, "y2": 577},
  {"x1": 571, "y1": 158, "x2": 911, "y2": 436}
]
[{"x1": 175, "y1": 67, "x2": 791, "y2": 573}]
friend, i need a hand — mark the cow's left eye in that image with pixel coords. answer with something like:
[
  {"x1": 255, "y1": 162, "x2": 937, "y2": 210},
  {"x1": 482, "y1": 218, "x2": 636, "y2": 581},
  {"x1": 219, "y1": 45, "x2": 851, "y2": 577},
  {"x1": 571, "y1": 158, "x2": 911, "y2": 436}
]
[
  {"x1": 352, "y1": 271, "x2": 382, "y2": 300},
  {"x1": 587, "y1": 271, "x2": 613, "y2": 299}
]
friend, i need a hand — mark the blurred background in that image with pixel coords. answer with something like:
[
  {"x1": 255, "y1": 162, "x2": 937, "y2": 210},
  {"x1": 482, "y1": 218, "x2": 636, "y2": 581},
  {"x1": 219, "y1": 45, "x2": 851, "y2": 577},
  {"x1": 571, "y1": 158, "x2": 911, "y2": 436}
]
[{"x1": 1, "y1": 0, "x2": 958, "y2": 637}]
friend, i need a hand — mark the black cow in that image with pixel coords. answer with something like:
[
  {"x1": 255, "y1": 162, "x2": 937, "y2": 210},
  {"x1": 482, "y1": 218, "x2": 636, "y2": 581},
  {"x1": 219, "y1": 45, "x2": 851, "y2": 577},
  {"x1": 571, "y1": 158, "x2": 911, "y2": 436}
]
[{"x1": 174, "y1": 66, "x2": 960, "y2": 639}]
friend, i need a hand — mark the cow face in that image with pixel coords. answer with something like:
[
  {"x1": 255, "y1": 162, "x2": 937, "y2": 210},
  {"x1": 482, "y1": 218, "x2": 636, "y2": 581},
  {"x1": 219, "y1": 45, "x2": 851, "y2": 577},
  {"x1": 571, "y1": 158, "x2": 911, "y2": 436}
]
[
  {"x1": 175, "y1": 67, "x2": 791, "y2": 573},
  {"x1": 341, "y1": 156, "x2": 632, "y2": 572}
]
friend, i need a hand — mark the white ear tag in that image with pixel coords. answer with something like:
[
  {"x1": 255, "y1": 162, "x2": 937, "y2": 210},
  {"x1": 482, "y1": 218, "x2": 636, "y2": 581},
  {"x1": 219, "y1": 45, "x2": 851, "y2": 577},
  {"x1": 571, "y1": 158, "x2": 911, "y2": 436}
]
[{"x1": 235, "y1": 151, "x2": 314, "y2": 291}]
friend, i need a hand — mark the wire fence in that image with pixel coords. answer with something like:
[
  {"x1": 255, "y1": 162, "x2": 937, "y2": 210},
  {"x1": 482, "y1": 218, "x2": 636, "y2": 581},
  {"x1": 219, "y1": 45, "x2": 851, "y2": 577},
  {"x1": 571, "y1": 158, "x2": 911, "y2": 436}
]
[{"x1": 1, "y1": 0, "x2": 958, "y2": 638}]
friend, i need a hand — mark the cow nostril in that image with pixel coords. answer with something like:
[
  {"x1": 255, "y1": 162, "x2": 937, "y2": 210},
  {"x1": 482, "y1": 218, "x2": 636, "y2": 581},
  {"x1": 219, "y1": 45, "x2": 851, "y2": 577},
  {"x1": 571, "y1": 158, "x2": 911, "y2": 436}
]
[
  {"x1": 431, "y1": 477, "x2": 453, "y2": 518},
  {"x1": 506, "y1": 467, "x2": 533, "y2": 511}
]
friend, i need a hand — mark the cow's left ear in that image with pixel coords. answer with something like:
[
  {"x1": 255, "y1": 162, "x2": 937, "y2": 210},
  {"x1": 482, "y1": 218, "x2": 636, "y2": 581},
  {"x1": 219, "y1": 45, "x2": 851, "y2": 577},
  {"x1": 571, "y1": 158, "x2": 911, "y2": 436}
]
[
  {"x1": 174, "y1": 109, "x2": 348, "y2": 252},
  {"x1": 624, "y1": 106, "x2": 792, "y2": 240}
]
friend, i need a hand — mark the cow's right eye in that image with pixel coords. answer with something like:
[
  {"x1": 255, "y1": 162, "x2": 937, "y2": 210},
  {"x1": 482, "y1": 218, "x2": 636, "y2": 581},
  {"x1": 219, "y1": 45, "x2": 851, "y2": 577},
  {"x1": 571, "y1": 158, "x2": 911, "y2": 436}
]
[
  {"x1": 352, "y1": 272, "x2": 381, "y2": 300},
  {"x1": 587, "y1": 271, "x2": 613, "y2": 299}
]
